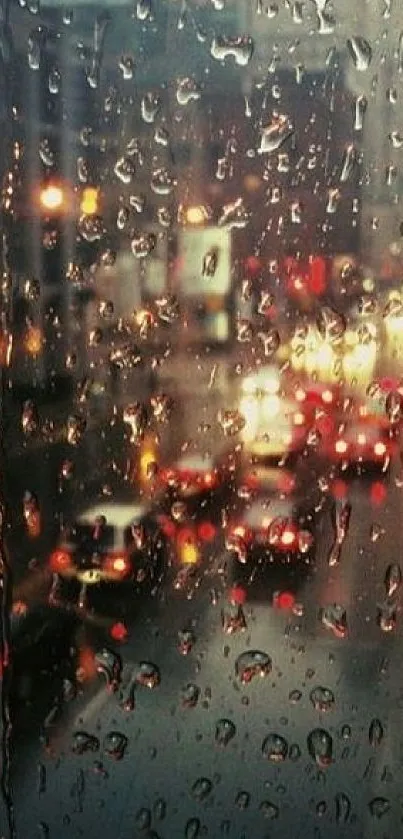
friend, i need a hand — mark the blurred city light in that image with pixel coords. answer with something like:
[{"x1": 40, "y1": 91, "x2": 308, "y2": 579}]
[{"x1": 39, "y1": 184, "x2": 64, "y2": 212}]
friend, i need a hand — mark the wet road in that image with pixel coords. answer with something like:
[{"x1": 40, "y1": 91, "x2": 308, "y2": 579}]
[{"x1": 6, "y1": 336, "x2": 403, "y2": 838}]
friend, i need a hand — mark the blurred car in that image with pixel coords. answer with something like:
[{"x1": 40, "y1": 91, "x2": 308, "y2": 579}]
[
  {"x1": 157, "y1": 453, "x2": 224, "y2": 511},
  {"x1": 239, "y1": 392, "x2": 309, "y2": 462},
  {"x1": 324, "y1": 419, "x2": 394, "y2": 473},
  {"x1": 49, "y1": 502, "x2": 168, "y2": 609},
  {"x1": 9, "y1": 602, "x2": 80, "y2": 715},
  {"x1": 223, "y1": 489, "x2": 316, "y2": 601},
  {"x1": 294, "y1": 379, "x2": 342, "y2": 439}
]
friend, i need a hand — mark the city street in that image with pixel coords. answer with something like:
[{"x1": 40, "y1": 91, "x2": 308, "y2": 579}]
[{"x1": 5, "y1": 330, "x2": 403, "y2": 839}]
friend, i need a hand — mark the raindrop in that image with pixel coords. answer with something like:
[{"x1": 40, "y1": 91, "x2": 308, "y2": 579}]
[
  {"x1": 37, "y1": 762, "x2": 46, "y2": 794},
  {"x1": 157, "y1": 207, "x2": 172, "y2": 227},
  {"x1": 202, "y1": 248, "x2": 218, "y2": 277},
  {"x1": 151, "y1": 168, "x2": 175, "y2": 195},
  {"x1": 340, "y1": 143, "x2": 358, "y2": 182},
  {"x1": 316, "y1": 306, "x2": 346, "y2": 344},
  {"x1": 310, "y1": 686, "x2": 335, "y2": 712},
  {"x1": 377, "y1": 600, "x2": 397, "y2": 633},
  {"x1": 176, "y1": 77, "x2": 201, "y2": 105},
  {"x1": 217, "y1": 408, "x2": 246, "y2": 436},
  {"x1": 289, "y1": 689, "x2": 302, "y2": 703},
  {"x1": 369, "y1": 718, "x2": 384, "y2": 746},
  {"x1": 22, "y1": 400, "x2": 38, "y2": 435},
  {"x1": 235, "y1": 790, "x2": 250, "y2": 809},
  {"x1": 131, "y1": 232, "x2": 156, "y2": 258},
  {"x1": 135, "y1": 661, "x2": 160, "y2": 689},
  {"x1": 141, "y1": 92, "x2": 161, "y2": 124},
  {"x1": 307, "y1": 728, "x2": 333, "y2": 767},
  {"x1": 28, "y1": 27, "x2": 44, "y2": 70},
  {"x1": 177, "y1": 629, "x2": 195, "y2": 655},
  {"x1": 218, "y1": 197, "x2": 250, "y2": 229},
  {"x1": 67, "y1": 414, "x2": 86, "y2": 446},
  {"x1": 72, "y1": 731, "x2": 100, "y2": 755},
  {"x1": 335, "y1": 792, "x2": 351, "y2": 824},
  {"x1": 78, "y1": 214, "x2": 104, "y2": 242},
  {"x1": 210, "y1": 35, "x2": 254, "y2": 67},
  {"x1": 48, "y1": 67, "x2": 61, "y2": 94},
  {"x1": 347, "y1": 36, "x2": 372, "y2": 71},
  {"x1": 384, "y1": 563, "x2": 402, "y2": 597},
  {"x1": 119, "y1": 54, "x2": 134, "y2": 80},
  {"x1": 39, "y1": 139, "x2": 54, "y2": 167},
  {"x1": 259, "y1": 800, "x2": 279, "y2": 819},
  {"x1": 236, "y1": 318, "x2": 253, "y2": 342},
  {"x1": 135, "y1": 808, "x2": 151, "y2": 830},
  {"x1": 262, "y1": 732, "x2": 288, "y2": 762},
  {"x1": 77, "y1": 157, "x2": 88, "y2": 184},
  {"x1": 289, "y1": 743, "x2": 301, "y2": 761},
  {"x1": 114, "y1": 156, "x2": 135, "y2": 185},
  {"x1": 185, "y1": 818, "x2": 201, "y2": 839},
  {"x1": 235, "y1": 650, "x2": 272, "y2": 683},
  {"x1": 215, "y1": 719, "x2": 236, "y2": 747},
  {"x1": 191, "y1": 777, "x2": 212, "y2": 801},
  {"x1": 259, "y1": 115, "x2": 294, "y2": 154},
  {"x1": 181, "y1": 683, "x2": 200, "y2": 708},
  {"x1": 390, "y1": 130, "x2": 403, "y2": 148},
  {"x1": 368, "y1": 797, "x2": 390, "y2": 818},
  {"x1": 321, "y1": 604, "x2": 348, "y2": 638},
  {"x1": 221, "y1": 602, "x2": 247, "y2": 634},
  {"x1": 103, "y1": 730, "x2": 128, "y2": 760},
  {"x1": 95, "y1": 648, "x2": 122, "y2": 691},
  {"x1": 155, "y1": 294, "x2": 180, "y2": 324}
]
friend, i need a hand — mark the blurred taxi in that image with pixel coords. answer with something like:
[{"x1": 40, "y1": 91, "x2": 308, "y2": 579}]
[
  {"x1": 325, "y1": 419, "x2": 394, "y2": 473},
  {"x1": 49, "y1": 502, "x2": 168, "y2": 609}
]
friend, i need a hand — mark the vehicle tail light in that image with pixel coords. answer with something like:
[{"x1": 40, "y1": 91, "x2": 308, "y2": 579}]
[
  {"x1": 110, "y1": 622, "x2": 128, "y2": 642},
  {"x1": 280, "y1": 527, "x2": 297, "y2": 547},
  {"x1": 273, "y1": 590, "x2": 295, "y2": 610},
  {"x1": 374, "y1": 441, "x2": 387, "y2": 456},
  {"x1": 104, "y1": 552, "x2": 130, "y2": 577},
  {"x1": 49, "y1": 548, "x2": 72, "y2": 573},
  {"x1": 322, "y1": 389, "x2": 333, "y2": 404},
  {"x1": 203, "y1": 471, "x2": 217, "y2": 488},
  {"x1": 335, "y1": 439, "x2": 348, "y2": 454},
  {"x1": 158, "y1": 515, "x2": 177, "y2": 540},
  {"x1": 197, "y1": 521, "x2": 216, "y2": 542}
]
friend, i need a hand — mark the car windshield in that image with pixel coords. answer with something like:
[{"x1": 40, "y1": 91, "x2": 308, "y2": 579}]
[{"x1": 2, "y1": 1, "x2": 403, "y2": 838}]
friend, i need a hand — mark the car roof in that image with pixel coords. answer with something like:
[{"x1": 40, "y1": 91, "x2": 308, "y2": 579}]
[
  {"x1": 76, "y1": 503, "x2": 148, "y2": 529},
  {"x1": 175, "y1": 453, "x2": 214, "y2": 471},
  {"x1": 242, "y1": 496, "x2": 296, "y2": 528}
]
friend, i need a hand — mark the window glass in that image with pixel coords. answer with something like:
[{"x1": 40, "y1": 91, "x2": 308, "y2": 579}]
[{"x1": 1, "y1": 1, "x2": 403, "y2": 837}]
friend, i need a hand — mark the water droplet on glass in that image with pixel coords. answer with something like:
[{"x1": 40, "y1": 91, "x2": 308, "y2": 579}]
[
  {"x1": 131, "y1": 231, "x2": 156, "y2": 258},
  {"x1": 310, "y1": 686, "x2": 335, "y2": 712},
  {"x1": 22, "y1": 399, "x2": 38, "y2": 434},
  {"x1": 335, "y1": 792, "x2": 351, "y2": 824},
  {"x1": 103, "y1": 730, "x2": 128, "y2": 760},
  {"x1": 95, "y1": 648, "x2": 122, "y2": 691},
  {"x1": 177, "y1": 629, "x2": 195, "y2": 655},
  {"x1": 191, "y1": 777, "x2": 212, "y2": 801},
  {"x1": 78, "y1": 214, "x2": 104, "y2": 242},
  {"x1": 218, "y1": 197, "x2": 250, "y2": 229},
  {"x1": 289, "y1": 689, "x2": 302, "y2": 703},
  {"x1": 316, "y1": 306, "x2": 346, "y2": 344},
  {"x1": 217, "y1": 408, "x2": 246, "y2": 436},
  {"x1": 72, "y1": 731, "x2": 100, "y2": 755},
  {"x1": 340, "y1": 143, "x2": 358, "y2": 182},
  {"x1": 235, "y1": 650, "x2": 272, "y2": 683},
  {"x1": 119, "y1": 54, "x2": 134, "y2": 80},
  {"x1": 262, "y1": 732, "x2": 288, "y2": 762},
  {"x1": 134, "y1": 661, "x2": 160, "y2": 689},
  {"x1": 260, "y1": 800, "x2": 279, "y2": 819},
  {"x1": 39, "y1": 139, "x2": 54, "y2": 167},
  {"x1": 368, "y1": 797, "x2": 390, "y2": 818},
  {"x1": 176, "y1": 77, "x2": 201, "y2": 105},
  {"x1": 369, "y1": 718, "x2": 384, "y2": 746},
  {"x1": 28, "y1": 27, "x2": 44, "y2": 70},
  {"x1": 321, "y1": 604, "x2": 348, "y2": 638},
  {"x1": 151, "y1": 167, "x2": 176, "y2": 195},
  {"x1": 215, "y1": 719, "x2": 236, "y2": 747},
  {"x1": 181, "y1": 682, "x2": 200, "y2": 708},
  {"x1": 114, "y1": 156, "x2": 135, "y2": 185},
  {"x1": 185, "y1": 818, "x2": 201, "y2": 839},
  {"x1": 235, "y1": 790, "x2": 250, "y2": 809},
  {"x1": 67, "y1": 414, "x2": 86, "y2": 446},
  {"x1": 48, "y1": 67, "x2": 61, "y2": 94},
  {"x1": 135, "y1": 808, "x2": 151, "y2": 830},
  {"x1": 210, "y1": 35, "x2": 254, "y2": 67},
  {"x1": 141, "y1": 92, "x2": 161, "y2": 124},
  {"x1": 347, "y1": 36, "x2": 372, "y2": 71},
  {"x1": 307, "y1": 728, "x2": 333, "y2": 767},
  {"x1": 259, "y1": 115, "x2": 294, "y2": 154},
  {"x1": 384, "y1": 563, "x2": 402, "y2": 597},
  {"x1": 221, "y1": 602, "x2": 247, "y2": 634}
]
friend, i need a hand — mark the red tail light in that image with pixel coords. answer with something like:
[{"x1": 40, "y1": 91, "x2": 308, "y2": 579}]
[
  {"x1": 203, "y1": 470, "x2": 217, "y2": 488},
  {"x1": 197, "y1": 521, "x2": 216, "y2": 542},
  {"x1": 280, "y1": 526, "x2": 297, "y2": 547},
  {"x1": 49, "y1": 548, "x2": 72, "y2": 573},
  {"x1": 104, "y1": 552, "x2": 130, "y2": 577},
  {"x1": 157, "y1": 514, "x2": 177, "y2": 540}
]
